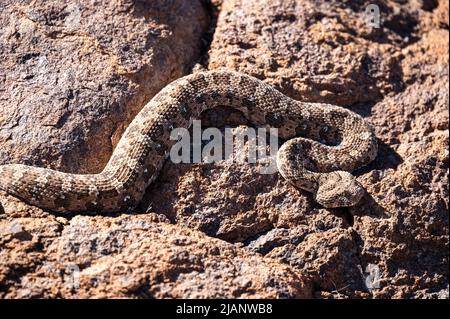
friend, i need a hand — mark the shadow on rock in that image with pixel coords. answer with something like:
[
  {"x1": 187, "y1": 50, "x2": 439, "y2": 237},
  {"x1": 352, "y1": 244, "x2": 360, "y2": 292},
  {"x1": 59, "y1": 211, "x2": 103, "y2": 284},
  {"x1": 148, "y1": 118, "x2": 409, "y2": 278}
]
[{"x1": 356, "y1": 138, "x2": 403, "y2": 175}]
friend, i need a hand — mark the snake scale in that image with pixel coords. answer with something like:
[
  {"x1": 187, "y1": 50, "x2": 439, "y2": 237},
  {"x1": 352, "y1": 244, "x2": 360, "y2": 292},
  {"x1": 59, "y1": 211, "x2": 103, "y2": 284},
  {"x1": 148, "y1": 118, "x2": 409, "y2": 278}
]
[{"x1": 0, "y1": 70, "x2": 377, "y2": 213}]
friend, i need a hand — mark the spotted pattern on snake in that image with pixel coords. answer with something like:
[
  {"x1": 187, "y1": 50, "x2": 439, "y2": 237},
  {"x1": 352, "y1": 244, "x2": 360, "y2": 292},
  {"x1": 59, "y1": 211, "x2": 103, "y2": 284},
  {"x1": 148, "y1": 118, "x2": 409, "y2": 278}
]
[{"x1": 0, "y1": 70, "x2": 377, "y2": 212}]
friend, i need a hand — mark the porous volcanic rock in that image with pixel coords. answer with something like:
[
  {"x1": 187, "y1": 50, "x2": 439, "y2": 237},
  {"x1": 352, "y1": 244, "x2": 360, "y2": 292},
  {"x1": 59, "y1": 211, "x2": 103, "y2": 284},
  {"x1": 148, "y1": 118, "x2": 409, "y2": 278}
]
[
  {"x1": 0, "y1": 0, "x2": 209, "y2": 173},
  {"x1": 0, "y1": 214, "x2": 312, "y2": 298},
  {"x1": 147, "y1": 0, "x2": 449, "y2": 298},
  {"x1": 0, "y1": 0, "x2": 448, "y2": 299}
]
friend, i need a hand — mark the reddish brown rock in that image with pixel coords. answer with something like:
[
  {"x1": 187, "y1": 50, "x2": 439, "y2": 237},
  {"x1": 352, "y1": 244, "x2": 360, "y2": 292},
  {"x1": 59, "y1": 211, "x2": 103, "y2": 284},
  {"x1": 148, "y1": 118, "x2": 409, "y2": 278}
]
[
  {"x1": 0, "y1": 214, "x2": 312, "y2": 298},
  {"x1": 207, "y1": 0, "x2": 411, "y2": 106},
  {"x1": 0, "y1": 0, "x2": 209, "y2": 173},
  {"x1": 0, "y1": 0, "x2": 448, "y2": 299},
  {"x1": 146, "y1": 0, "x2": 448, "y2": 298}
]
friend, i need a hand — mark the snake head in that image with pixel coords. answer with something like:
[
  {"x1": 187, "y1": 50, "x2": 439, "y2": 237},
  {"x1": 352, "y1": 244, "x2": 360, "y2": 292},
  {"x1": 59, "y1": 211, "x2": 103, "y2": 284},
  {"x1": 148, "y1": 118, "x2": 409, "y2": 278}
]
[{"x1": 315, "y1": 171, "x2": 365, "y2": 208}]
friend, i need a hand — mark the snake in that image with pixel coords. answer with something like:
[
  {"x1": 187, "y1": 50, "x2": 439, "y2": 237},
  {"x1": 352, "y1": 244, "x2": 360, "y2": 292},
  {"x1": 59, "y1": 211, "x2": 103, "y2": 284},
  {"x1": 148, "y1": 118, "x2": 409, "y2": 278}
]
[{"x1": 0, "y1": 70, "x2": 377, "y2": 213}]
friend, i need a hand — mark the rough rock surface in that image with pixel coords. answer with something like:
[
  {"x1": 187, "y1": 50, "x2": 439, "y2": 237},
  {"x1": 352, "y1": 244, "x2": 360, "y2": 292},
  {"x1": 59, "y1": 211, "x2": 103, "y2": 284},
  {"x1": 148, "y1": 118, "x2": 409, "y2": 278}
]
[
  {"x1": 0, "y1": 0, "x2": 448, "y2": 299},
  {"x1": 0, "y1": 214, "x2": 311, "y2": 298},
  {"x1": 0, "y1": 0, "x2": 209, "y2": 173}
]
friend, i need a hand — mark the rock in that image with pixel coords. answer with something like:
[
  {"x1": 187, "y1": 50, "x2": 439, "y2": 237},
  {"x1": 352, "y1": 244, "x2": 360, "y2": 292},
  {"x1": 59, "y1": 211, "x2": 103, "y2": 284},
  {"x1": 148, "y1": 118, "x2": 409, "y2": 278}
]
[
  {"x1": 0, "y1": 0, "x2": 209, "y2": 173},
  {"x1": 267, "y1": 228, "x2": 365, "y2": 294},
  {"x1": 147, "y1": 0, "x2": 448, "y2": 298},
  {"x1": 207, "y1": 0, "x2": 408, "y2": 105},
  {"x1": 0, "y1": 215, "x2": 312, "y2": 298},
  {"x1": 0, "y1": 0, "x2": 448, "y2": 299}
]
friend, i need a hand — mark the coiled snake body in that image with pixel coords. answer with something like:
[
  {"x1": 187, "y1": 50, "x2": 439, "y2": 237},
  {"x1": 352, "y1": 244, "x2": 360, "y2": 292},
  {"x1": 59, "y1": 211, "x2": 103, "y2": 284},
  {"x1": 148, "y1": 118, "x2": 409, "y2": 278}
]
[{"x1": 0, "y1": 71, "x2": 377, "y2": 212}]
